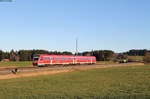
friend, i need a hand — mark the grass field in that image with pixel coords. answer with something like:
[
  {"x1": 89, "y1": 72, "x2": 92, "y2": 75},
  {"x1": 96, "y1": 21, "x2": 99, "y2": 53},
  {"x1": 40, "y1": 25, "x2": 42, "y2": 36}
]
[
  {"x1": 0, "y1": 61, "x2": 114, "y2": 67},
  {"x1": 96, "y1": 61, "x2": 115, "y2": 64},
  {"x1": 0, "y1": 65, "x2": 150, "y2": 99},
  {"x1": 127, "y1": 56, "x2": 144, "y2": 62},
  {"x1": 0, "y1": 61, "x2": 32, "y2": 67}
]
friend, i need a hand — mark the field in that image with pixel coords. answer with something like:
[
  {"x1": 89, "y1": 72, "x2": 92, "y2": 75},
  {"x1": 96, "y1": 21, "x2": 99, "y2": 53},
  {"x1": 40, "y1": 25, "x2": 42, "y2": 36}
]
[
  {"x1": 127, "y1": 56, "x2": 144, "y2": 62},
  {"x1": 96, "y1": 61, "x2": 115, "y2": 64},
  {"x1": 0, "y1": 61, "x2": 32, "y2": 67},
  {"x1": 0, "y1": 65, "x2": 150, "y2": 99},
  {"x1": 0, "y1": 61, "x2": 114, "y2": 67}
]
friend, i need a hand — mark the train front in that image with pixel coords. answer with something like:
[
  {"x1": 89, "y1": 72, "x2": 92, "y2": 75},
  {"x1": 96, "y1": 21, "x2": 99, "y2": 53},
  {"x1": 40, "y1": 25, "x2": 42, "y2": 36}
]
[{"x1": 32, "y1": 55, "x2": 39, "y2": 66}]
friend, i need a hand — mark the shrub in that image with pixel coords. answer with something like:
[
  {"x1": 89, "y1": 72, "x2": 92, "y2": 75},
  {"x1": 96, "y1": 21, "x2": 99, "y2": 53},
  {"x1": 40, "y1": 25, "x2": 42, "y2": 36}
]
[{"x1": 143, "y1": 53, "x2": 150, "y2": 64}]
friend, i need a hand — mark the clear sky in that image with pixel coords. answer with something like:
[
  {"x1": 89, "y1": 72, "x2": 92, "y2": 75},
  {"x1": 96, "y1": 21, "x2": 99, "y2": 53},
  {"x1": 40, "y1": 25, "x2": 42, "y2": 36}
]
[{"x1": 0, "y1": 0, "x2": 149, "y2": 53}]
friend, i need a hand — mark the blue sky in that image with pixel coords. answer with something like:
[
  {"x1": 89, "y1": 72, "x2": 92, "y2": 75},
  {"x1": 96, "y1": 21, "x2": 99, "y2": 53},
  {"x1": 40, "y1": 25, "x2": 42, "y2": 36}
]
[{"x1": 0, "y1": 0, "x2": 150, "y2": 53}]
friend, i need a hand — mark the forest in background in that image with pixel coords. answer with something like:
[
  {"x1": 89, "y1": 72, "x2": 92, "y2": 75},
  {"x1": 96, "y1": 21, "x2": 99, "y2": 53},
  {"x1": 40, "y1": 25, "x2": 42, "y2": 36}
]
[{"x1": 0, "y1": 49, "x2": 149, "y2": 62}]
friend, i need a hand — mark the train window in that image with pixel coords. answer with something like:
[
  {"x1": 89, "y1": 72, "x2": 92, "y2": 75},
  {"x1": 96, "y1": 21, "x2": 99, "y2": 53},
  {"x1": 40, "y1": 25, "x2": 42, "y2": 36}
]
[
  {"x1": 40, "y1": 57, "x2": 50, "y2": 61},
  {"x1": 55, "y1": 58, "x2": 61, "y2": 60},
  {"x1": 92, "y1": 58, "x2": 96, "y2": 60},
  {"x1": 40, "y1": 58, "x2": 43, "y2": 61},
  {"x1": 33, "y1": 58, "x2": 39, "y2": 61},
  {"x1": 44, "y1": 57, "x2": 50, "y2": 60},
  {"x1": 78, "y1": 58, "x2": 93, "y2": 60},
  {"x1": 55, "y1": 57, "x2": 73, "y2": 60}
]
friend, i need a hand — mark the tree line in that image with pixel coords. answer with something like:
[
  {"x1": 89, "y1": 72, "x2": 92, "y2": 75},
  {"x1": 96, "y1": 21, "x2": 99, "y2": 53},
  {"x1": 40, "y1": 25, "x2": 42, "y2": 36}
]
[
  {"x1": 0, "y1": 50, "x2": 72, "y2": 61},
  {"x1": 125, "y1": 49, "x2": 150, "y2": 56},
  {"x1": 0, "y1": 49, "x2": 150, "y2": 61},
  {"x1": 82, "y1": 50, "x2": 114, "y2": 61}
]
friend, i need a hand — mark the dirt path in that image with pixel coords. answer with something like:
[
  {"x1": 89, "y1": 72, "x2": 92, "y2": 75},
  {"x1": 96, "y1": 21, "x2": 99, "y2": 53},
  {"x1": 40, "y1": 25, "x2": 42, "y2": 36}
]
[
  {"x1": 0, "y1": 69, "x2": 74, "y2": 80},
  {"x1": 0, "y1": 66, "x2": 17, "y2": 69},
  {"x1": 0, "y1": 63, "x2": 144, "y2": 80}
]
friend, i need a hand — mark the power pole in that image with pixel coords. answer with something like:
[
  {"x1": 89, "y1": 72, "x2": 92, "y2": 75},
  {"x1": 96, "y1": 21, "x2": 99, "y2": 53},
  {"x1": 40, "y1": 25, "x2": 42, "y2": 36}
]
[{"x1": 76, "y1": 38, "x2": 78, "y2": 55}]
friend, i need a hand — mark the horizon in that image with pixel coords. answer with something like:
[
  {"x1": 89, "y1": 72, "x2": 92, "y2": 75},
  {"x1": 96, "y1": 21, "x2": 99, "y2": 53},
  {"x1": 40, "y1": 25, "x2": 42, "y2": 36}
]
[
  {"x1": 0, "y1": 0, "x2": 150, "y2": 52},
  {"x1": 0, "y1": 48, "x2": 149, "y2": 54}
]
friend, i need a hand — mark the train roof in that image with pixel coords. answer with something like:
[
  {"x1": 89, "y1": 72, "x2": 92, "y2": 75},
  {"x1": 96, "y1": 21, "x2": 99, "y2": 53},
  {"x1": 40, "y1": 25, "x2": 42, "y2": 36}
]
[{"x1": 34, "y1": 54, "x2": 95, "y2": 58}]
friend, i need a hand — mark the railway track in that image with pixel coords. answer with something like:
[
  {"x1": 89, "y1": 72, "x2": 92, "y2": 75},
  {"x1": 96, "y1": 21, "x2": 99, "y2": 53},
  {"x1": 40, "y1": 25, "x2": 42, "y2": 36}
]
[{"x1": 0, "y1": 63, "x2": 144, "y2": 75}]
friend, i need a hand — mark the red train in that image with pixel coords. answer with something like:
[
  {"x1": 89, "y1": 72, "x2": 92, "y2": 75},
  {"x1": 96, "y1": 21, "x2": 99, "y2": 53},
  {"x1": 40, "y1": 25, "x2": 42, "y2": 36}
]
[{"x1": 32, "y1": 54, "x2": 96, "y2": 66}]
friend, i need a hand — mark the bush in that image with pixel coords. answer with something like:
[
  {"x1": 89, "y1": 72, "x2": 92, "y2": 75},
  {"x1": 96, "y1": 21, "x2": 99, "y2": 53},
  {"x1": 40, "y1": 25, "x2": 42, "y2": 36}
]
[{"x1": 143, "y1": 53, "x2": 150, "y2": 64}]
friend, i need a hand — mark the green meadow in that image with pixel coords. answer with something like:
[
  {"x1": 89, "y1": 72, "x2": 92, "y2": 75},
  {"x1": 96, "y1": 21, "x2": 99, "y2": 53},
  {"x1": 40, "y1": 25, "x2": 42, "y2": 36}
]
[
  {"x1": 0, "y1": 65, "x2": 149, "y2": 99},
  {"x1": 127, "y1": 56, "x2": 144, "y2": 62},
  {"x1": 0, "y1": 61, "x2": 114, "y2": 67},
  {"x1": 0, "y1": 61, "x2": 32, "y2": 67}
]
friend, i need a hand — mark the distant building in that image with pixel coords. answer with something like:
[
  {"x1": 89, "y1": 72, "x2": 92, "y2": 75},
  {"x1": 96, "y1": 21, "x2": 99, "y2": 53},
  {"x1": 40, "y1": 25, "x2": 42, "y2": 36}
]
[{"x1": 1, "y1": 59, "x2": 10, "y2": 62}]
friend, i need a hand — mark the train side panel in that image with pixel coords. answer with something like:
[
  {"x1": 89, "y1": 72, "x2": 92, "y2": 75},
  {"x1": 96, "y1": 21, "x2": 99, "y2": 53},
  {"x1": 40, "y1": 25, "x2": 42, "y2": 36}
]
[
  {"x1": 52, "y1": 56, "x2": 74, "y2": 65},
  {"x1": 75, "y1": 56, "x2": 96, "y2": 64},
  {"x1": 33, "y1": 55, "x2": 96, "y2": 66}
]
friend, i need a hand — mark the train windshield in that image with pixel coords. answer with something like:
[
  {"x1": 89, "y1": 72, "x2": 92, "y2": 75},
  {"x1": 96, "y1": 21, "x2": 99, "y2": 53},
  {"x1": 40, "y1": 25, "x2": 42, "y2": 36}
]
[{"x1": 33, "y1": 57, "x2": 39, "y2": 61}]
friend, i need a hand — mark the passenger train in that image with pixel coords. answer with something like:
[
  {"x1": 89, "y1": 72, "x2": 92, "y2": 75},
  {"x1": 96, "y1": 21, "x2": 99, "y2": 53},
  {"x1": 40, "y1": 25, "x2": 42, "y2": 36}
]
[{"x1": 32, "y1": 54, "x2": 96, "y2": 66}]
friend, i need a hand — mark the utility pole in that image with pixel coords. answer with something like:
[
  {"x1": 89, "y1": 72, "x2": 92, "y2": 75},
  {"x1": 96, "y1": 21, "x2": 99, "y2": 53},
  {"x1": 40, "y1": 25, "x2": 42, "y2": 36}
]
[{"x1": 76, "y1": 38, "x2": 78, "y2": 56}]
